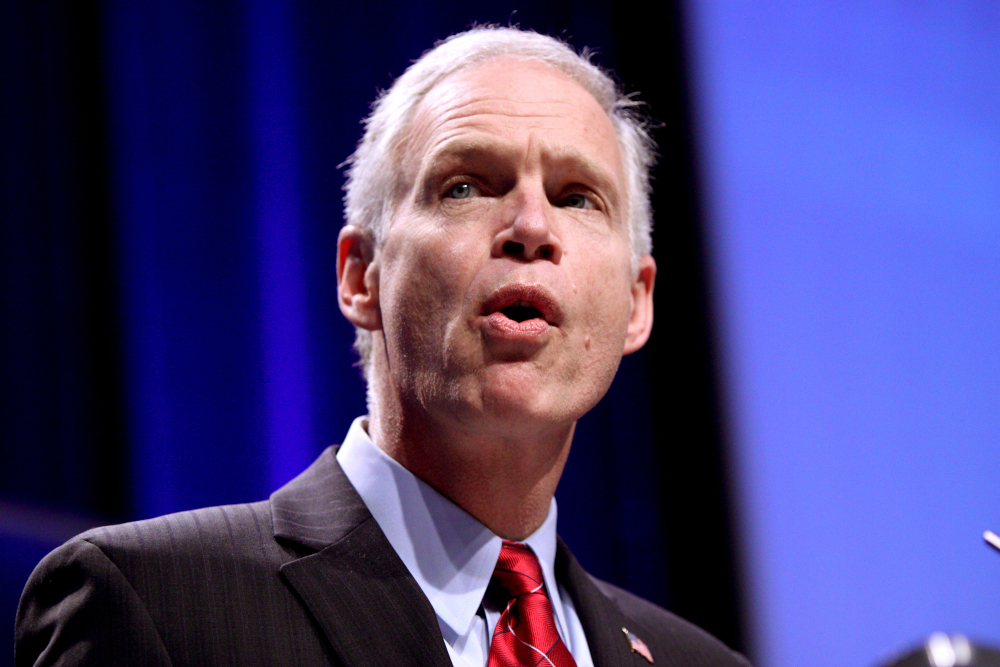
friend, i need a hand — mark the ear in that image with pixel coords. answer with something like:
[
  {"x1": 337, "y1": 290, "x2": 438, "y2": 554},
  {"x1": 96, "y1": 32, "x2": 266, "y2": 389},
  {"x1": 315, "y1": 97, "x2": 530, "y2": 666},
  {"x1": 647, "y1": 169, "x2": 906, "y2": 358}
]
[
  {"x1": 337, "y1": 225, "x2": 381, "y2": 331},
  {"x1": 623, "y1": 254, "x2": 656, "y2": 355}
]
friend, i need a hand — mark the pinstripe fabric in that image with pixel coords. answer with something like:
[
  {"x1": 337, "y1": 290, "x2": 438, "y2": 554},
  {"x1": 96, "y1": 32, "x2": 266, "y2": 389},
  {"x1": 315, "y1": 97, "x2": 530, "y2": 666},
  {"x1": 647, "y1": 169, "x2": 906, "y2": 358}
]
[
  {"x1": 15, "y1": 446, "x2": 752, "y2": 667},
  {"x1": 16, "y1": 500, "x2": 341, "y2": 667}
]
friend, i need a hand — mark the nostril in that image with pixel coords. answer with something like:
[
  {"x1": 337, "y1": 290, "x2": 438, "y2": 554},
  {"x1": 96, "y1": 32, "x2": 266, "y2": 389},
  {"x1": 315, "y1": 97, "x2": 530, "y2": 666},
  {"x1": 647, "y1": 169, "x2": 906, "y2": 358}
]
[
  {"x1": 503, "y1": 240, "x2": 524, "y2": 256},
  {"x1": 537, "y1": 245, "x2": 553, "y2": 260}
]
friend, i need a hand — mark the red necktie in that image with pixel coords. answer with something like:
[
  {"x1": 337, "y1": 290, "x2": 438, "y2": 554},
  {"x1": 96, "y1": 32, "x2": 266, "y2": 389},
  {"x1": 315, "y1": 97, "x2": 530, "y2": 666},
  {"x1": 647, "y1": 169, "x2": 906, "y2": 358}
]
[{"x1": 487, "y1": 541, "x2": 578, "y2": 667}]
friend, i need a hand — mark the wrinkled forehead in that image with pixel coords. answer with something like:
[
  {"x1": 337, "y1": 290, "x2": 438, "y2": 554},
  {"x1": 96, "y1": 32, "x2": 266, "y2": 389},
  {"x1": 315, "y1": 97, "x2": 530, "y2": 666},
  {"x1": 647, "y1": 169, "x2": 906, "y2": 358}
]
[{"x1": 390, "y1": 57, "x2": 626, "y2": 205}]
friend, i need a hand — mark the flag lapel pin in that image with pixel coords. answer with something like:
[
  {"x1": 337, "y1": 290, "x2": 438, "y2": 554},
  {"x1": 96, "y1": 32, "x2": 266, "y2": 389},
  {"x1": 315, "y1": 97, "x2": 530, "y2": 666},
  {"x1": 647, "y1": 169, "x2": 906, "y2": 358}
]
[{"x1": 622, "y1": 627, "x2": 654, "y2": 663}]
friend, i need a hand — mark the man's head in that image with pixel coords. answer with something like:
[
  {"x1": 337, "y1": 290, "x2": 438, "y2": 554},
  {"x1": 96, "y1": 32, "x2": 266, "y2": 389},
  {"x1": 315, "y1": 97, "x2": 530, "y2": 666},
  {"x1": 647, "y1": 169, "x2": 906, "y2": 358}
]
[
  {"x1": 342, "y1": 26, "x2": 657, "y2": 378},
  {"x1": 337, "y1": 26, "x2": 656, "y2": 440}
]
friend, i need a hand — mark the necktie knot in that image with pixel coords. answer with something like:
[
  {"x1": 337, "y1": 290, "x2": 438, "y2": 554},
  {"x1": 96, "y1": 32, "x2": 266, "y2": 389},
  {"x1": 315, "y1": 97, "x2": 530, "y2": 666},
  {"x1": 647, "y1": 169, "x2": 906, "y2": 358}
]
[
  {"x1": 487, "y1": 541, "x2": 577, "y2": 667},
  {"x1": 492, "y1": 541, "x2": 546, "y2": 598}
]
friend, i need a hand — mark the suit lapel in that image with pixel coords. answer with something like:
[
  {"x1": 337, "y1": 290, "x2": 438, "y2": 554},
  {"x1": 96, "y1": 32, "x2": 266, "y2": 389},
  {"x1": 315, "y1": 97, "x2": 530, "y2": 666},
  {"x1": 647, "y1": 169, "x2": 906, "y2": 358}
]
[
  {"x1": 271, "y1": 448, "x2": 684, "y2": 667},
  {"x1": 557, "y1": 538, "x2": 634, "y2": 667},
  {"x1": 271, "y1": 447, "x2": 451, "y2": 667},
  {"x1": 557, "y1": 537, "x2": 689, "y2": 667}
]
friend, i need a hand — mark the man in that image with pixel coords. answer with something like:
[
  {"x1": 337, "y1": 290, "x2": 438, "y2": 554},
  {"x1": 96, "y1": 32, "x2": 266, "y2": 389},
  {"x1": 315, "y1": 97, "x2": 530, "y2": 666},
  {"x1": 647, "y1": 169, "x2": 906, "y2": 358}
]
[{"x1": 16, "y1": 26, "x2": 750, "y2": 667}]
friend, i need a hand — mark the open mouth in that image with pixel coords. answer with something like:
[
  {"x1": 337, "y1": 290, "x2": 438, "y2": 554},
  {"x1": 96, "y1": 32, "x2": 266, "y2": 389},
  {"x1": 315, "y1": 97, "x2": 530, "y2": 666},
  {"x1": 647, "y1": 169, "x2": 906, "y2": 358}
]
[
  {"x1": 480, "y1": 284, "x2": 562, "y2": 338},
  {"x1": 500, "y1": 302, "x2": 544, "y2": 323}
]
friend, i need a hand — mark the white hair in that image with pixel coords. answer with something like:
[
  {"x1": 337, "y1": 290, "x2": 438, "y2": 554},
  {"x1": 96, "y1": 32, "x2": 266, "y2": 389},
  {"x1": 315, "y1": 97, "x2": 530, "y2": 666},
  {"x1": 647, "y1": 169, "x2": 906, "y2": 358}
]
[{"x1": 342, "y1": 25, "x2": 657, "y2": 376}]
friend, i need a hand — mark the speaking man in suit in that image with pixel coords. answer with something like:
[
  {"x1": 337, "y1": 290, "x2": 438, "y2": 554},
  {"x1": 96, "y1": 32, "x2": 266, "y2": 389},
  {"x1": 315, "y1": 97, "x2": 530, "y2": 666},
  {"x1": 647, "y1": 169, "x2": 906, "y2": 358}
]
[{"x1": 16, "y1": 26, "x2": 750, "y2": 667}]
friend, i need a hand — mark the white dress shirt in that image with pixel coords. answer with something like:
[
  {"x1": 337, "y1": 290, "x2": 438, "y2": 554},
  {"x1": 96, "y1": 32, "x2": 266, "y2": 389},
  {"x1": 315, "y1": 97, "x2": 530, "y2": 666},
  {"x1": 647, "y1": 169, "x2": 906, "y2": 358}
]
[{"x1": 337, "y1": 417, "x2": 594, "y2": 667}]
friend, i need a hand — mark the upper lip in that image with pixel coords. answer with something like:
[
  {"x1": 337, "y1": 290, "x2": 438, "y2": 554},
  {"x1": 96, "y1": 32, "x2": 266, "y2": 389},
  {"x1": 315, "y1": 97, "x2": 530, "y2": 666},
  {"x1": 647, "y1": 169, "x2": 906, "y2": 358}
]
[{"x1": 480, "y1": 283, "x2": 562, "y2": 325}]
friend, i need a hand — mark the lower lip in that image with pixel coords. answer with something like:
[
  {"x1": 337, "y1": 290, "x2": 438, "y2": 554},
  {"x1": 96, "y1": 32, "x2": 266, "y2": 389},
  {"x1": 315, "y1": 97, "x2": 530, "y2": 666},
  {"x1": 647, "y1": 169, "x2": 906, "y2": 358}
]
[{"x1": 483, "y1": 312, "x2": 550, "y2": 337}]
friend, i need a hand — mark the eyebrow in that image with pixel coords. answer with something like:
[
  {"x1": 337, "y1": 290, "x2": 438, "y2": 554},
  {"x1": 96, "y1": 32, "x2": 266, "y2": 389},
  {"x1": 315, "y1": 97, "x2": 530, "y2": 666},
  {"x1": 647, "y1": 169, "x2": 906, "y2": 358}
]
[
  {"x1": 423, "y1": 139, "x2": 518, "y2": 174},
  {"x1": 542, "y1": 147, "x2": 622, "y2": 207},
  {"x1": 413, "y1": 140, "x2": 516, "y2": 202},
  {"x1": 420, "y1": 138, "x2": 622, "y2": 206}
]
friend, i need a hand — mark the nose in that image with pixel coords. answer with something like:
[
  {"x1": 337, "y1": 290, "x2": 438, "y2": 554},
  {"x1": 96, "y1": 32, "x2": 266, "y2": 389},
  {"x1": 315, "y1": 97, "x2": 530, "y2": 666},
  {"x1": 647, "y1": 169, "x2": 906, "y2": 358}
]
[{"x1": 491, "y1": 186, "x2": 563, "y2": 263}]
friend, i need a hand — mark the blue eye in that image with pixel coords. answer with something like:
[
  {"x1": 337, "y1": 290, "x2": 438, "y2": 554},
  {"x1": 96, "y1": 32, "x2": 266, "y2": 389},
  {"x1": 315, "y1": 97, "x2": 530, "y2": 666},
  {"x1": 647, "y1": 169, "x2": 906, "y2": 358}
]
[
  {"x1": 448, "y1": 182, "x2": 474, "y2": 199},
  {"x1": 561, "y1": 193, "x2": 588, "y2": 209}
]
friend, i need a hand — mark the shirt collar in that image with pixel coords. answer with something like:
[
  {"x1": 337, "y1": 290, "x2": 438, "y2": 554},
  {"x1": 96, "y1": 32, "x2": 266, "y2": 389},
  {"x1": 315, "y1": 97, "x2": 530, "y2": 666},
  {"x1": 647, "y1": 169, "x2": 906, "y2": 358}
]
[{"x1": 336, "y1": 417, "x2": 566, "y2": 640}]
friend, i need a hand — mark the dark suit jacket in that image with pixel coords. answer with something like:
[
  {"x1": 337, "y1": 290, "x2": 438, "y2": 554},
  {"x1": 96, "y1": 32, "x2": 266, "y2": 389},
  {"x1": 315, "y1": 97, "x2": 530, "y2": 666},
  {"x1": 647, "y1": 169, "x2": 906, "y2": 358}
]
[{"x1": 16, "y1": 446, "x2": 751, "y2": 667}]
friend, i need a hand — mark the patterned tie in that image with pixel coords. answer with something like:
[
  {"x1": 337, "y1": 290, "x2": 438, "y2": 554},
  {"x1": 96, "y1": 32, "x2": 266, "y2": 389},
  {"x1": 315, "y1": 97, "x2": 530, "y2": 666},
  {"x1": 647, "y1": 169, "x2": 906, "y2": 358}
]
[{"x1": 487, "y1": 541, "x2": 578, "y2": 667}]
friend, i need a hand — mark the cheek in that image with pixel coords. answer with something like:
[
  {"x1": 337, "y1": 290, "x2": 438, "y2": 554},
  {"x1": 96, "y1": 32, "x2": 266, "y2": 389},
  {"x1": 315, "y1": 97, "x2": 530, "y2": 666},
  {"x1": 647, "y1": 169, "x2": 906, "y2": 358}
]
[
  {"x1": 577, "y1": 250, "x2": 634, "y2": 334},
  {"x1": 380, "y1": 232, "x2": 478, "y2": 366},
  {"x1": 580, "y1": 288, "x2": 631, "y2": 365},
  {"x1": 547, "y1": 291, "x2": 630, "y2": 420},
  {"x1": 576, "y1": 270, "x2": 634, "y2": 370},
  {"x1": 553, "y1": 257, "x2": 634, "y2": 395}
]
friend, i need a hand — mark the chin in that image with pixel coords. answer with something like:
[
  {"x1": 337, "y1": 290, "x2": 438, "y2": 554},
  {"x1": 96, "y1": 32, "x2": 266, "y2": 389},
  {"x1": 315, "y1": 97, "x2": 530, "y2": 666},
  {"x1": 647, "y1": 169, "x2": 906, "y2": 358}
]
[
  {"x1": 432, "y1": 345, "x2": 620, "y2": 433},
  {"x1": 476, "y1": 370, "x2": 598, "y2": 432}
]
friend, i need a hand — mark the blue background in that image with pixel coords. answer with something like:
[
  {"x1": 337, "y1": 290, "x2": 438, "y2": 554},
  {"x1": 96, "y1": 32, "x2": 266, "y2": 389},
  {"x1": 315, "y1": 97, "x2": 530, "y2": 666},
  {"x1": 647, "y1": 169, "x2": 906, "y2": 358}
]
[
  {"x1": 3, "y1": 1, "x2": 999, "y2": 666},
  {"x1": 685, "y1": 2, "x2": 1000, "y2": 665},
  {"x1": 4, "y1": 1, "x2": 702, "y2": 661}
]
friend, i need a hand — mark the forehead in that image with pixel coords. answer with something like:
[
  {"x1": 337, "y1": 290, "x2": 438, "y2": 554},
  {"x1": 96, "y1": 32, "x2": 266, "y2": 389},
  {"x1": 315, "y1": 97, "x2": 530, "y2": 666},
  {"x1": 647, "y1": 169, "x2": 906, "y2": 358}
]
[{"x1": 399, "y1": 58, "x2": 625, "y2": 194}]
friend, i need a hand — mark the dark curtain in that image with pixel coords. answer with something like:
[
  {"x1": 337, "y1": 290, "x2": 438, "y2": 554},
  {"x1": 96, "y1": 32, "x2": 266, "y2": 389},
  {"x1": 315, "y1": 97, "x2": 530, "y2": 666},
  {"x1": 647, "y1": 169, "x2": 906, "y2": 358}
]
[{"x1": 0, "y1": 0, "x2": 745, "y2": 658}]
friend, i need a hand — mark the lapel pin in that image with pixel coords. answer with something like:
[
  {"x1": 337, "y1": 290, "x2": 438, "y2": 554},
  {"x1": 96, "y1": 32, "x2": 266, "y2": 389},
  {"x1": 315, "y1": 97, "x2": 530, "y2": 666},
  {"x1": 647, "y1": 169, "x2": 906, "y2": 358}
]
[{"x1": 622, "y1": 627, "x2": 654, "y2": 663}]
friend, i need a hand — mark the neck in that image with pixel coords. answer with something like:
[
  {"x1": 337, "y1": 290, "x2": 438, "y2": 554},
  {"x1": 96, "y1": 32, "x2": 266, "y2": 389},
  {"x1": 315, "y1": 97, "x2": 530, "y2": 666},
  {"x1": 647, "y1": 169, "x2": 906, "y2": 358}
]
[{"x1": 367, "y1": 371, "x2": 575, "y2": 541}]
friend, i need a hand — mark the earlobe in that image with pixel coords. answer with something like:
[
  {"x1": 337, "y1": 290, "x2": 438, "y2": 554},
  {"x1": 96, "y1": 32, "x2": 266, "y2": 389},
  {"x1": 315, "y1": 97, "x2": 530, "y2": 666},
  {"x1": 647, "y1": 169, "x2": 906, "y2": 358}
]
[
  {"x1": 337, "y1": 226, "x2": 381, "y2": 331},
  {"x1": 623, "y1": 255, "x2": 656, "y2": 355}
]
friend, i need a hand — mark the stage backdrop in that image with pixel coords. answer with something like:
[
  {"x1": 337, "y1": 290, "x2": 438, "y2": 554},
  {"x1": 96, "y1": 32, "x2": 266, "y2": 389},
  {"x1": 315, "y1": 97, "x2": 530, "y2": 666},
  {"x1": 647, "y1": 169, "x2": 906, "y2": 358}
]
[
  {"x1": 685, "y1": 1, "x2": 1000, "y2": 665},
  {"x1": 1, "y1": 0, "x2": 746, "y2": 660}
]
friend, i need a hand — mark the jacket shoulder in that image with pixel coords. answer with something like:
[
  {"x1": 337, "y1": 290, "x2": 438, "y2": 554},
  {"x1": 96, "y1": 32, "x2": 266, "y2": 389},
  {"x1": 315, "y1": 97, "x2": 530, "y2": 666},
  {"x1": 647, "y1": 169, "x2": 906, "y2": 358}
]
[
  {"x1": 590, "y1": 576, "x2": 752, "y2": 667},
  {"x1": 77, "y1": 500, "x2": 274, "y2": 555},
  {"x1": 15, "y1": 500, "x2": 330, "y2": 667}
]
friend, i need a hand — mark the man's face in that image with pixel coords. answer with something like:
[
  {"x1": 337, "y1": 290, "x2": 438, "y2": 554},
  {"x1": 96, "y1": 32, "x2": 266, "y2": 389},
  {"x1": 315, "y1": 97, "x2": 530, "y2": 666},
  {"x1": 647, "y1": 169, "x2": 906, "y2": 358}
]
[{"x1": 370, "y1": 57, "x2": 654, "y2": 438}]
